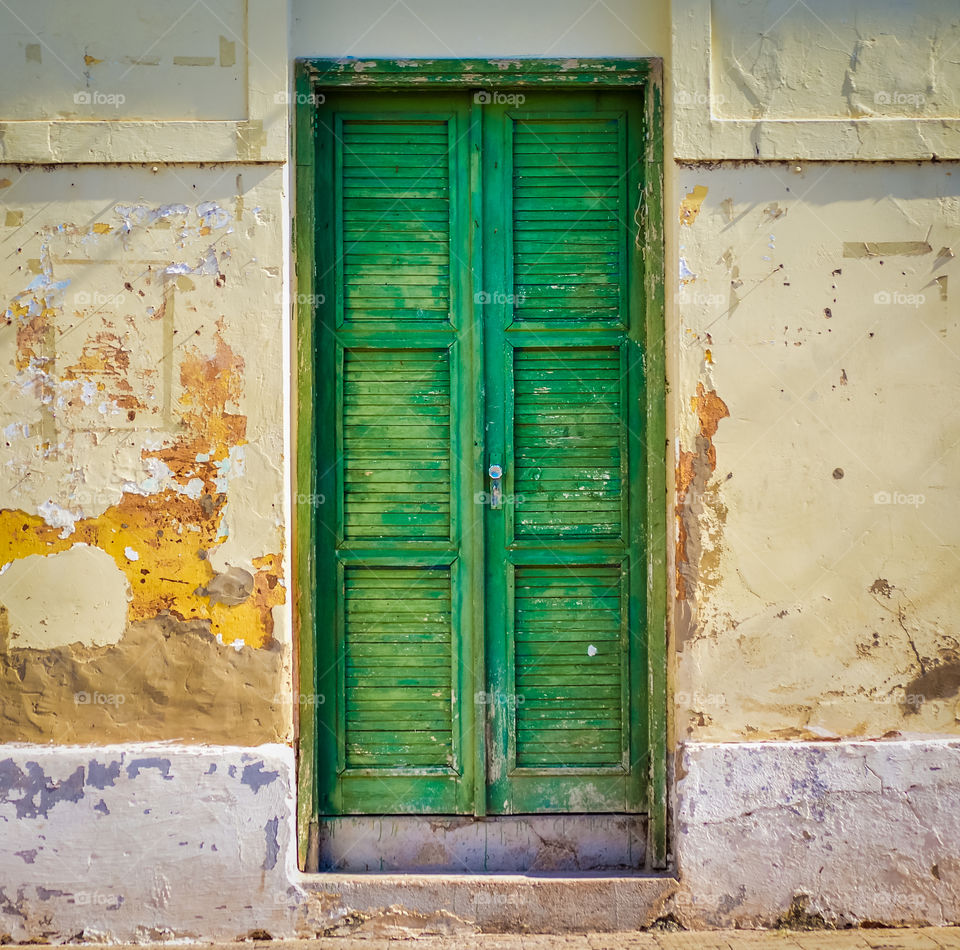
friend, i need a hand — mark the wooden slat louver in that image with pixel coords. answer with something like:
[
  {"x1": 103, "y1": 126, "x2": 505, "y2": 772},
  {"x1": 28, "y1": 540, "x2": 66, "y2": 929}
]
[
  {"x1": 512, "y1": 118, "x2": 622, "y2": 325},
  {"x1": 514, "y1": 564, "x2": 624, "y2": 768},
  {"x1": 514, "y1": 347, "x2": 623, "y2": 539},
  {"x1": 341, "y1": 119, "x2": 451, "y2": 324},
  {"x1": 344, "y1": 566, "x2": 453, "y2": 768},
  {"x1": 343, "y1": 348, "x2": 451, "y2": 539}
]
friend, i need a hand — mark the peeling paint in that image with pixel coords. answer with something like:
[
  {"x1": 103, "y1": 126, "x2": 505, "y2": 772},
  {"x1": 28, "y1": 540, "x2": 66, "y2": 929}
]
[
  {"x1": 843, "y1": 240, "x2": 932, "y2": 258},
  {"x1": 1, "y1": 321, "x2": 282, "y2": 648},
  {"x1": 676, "y1": 383, "x2": 730, "y2": 606},
  {"x1": 679, "y1": 185, "x2": 708, "y2": 226},
  {"x1": 0, "y1": 612, "x2": 285, "y2": 744}
]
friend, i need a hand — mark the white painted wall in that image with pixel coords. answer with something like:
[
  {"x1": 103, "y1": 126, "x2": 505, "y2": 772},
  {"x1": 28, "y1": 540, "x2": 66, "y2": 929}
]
[
  {"x1": 1, "y1": 0, "x2": 959, "y2": 937},
  {"x1": 289, "y1": 0, "x2": 669, "y2": 59}
]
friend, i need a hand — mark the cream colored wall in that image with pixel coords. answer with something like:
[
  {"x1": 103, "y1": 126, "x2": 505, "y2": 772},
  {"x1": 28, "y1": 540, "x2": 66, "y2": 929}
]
[
  {"x1": 290, "y1": 0, "x2": 669, "y2": 58},
  {"x1": 670, "y1": 0, "x2": 960, "y2": 747},
  {"x1": 674, "y1": 161, "x2": 960, "y2": 741},
  {"x1": 1, "y1": 0, "x2": 956, "y2": 754},
  {"x1": 0, "y1": 1, "x2": 293, "y2": 743},
  {"x1": 673, "y1": 0, "x2": 960, "y2": 159}
]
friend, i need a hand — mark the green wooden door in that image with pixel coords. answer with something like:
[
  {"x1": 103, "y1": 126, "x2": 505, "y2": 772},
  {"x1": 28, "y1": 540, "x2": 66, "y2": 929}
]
[{"x1": 314, "y1": 89, "x2": 646, "y2": 816}]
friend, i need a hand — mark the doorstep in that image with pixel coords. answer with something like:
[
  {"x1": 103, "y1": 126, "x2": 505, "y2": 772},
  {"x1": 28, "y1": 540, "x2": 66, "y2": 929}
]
[{"x1": 301, "y1": 871, "x2": 679, "y2": 933}]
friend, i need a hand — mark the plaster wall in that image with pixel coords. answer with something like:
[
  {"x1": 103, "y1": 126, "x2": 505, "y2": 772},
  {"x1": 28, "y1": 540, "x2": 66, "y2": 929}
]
[
  {"x1": 674, "y1": 160, "x2": 960, "y2": 743},
  {"x1": 0, "y1": 163, "x2": 290, "y2": 744},
  {"x1": 0, "y1": 0, "x2": 958, "y2": 939}
]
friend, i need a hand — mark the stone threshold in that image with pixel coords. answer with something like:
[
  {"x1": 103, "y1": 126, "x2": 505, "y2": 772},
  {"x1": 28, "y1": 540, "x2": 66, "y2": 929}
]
[{"x1": 301, "y1": 872, "x2": 679, "y2": 933}]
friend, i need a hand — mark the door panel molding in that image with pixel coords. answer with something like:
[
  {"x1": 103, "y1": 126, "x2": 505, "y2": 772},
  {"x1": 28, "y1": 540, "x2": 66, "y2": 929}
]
[
  {"x1": 294, "y1": 58, "x2": 666, "y2": 871},
  {"x1": 312, "y1": 92, "x2": 479, "y2": 820},
  {"x1": 483, "y1": 91, "x2": 645, "y2": 816}
]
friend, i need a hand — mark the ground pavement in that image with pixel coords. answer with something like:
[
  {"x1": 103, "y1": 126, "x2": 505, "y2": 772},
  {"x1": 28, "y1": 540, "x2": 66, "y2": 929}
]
[{"x1": 83, "y1": 928, "x2": 960, "y2": 950}]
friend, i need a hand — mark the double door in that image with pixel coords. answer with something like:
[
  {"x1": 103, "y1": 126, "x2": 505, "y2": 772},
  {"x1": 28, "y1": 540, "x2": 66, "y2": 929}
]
[{"x1": 313, "y1": 88, "x2": 648, "y2": 816}]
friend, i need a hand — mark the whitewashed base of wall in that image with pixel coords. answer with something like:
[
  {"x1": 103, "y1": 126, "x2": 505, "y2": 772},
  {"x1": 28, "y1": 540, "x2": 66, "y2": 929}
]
[
  {"x1": 675, "y1": 739, "x2": 960, "y2": 928},
  {"x1": 3, "y1": 739, "x2": 960, "y2": 940},
  {"x1": 0, "y1": 744, "x2": 306, "y2": 942}
]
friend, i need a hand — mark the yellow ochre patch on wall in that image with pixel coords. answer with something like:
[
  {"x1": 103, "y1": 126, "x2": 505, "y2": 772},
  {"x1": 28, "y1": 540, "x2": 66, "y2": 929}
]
[
  {"x1": 0, "y1": 326, "x2": 283, "y2": 649},
  {"x1": 679, "y1": 185, "x2": 708, "y2": 226}
]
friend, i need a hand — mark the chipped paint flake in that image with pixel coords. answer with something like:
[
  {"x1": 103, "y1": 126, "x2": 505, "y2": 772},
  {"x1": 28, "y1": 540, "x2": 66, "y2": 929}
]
[{"x1": 680, "y1": 185, "x2": 709, "y2": 226}]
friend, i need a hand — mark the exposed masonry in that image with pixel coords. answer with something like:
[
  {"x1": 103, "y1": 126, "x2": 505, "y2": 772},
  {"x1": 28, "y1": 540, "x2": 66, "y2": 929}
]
[
  {"x1": 3, "y1": 273, "x2": 284, "y2": 646},
  {"x1": 674, "y1": 383, "x2": 729, "y2": 616}
]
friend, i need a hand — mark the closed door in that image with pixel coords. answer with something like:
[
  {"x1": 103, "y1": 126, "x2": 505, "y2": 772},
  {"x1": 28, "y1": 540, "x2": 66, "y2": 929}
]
[{"x1": 312, "y1": 88, "x2": 647, "y2": 816}]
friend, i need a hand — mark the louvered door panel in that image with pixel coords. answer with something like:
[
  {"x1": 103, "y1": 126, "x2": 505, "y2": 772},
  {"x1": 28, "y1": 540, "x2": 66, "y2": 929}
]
[
  {"x1": 343, "y1": 348, "x2": 451, "y2": 539},
  {"x1": 513, "y1": 347, "x2": 624, "y2": 539},
  {"x1": 484, "y1": 95, "x2": 645, "y2": 814},
  {"x1": 514, "y1": 564, "x2": 625, "y2": 767},
  {"x1": 344, "y1": 566, "x2": 454, "y2": 768},
  {"x1": 511, "y1": 117, "x2": 624, "y2": 326},
  {"x1": 316, "y1": 93, "x2": 476, "y2": 816},
  {"x1": 340, "y1": 118, "x2": 452, "y2": 324}
]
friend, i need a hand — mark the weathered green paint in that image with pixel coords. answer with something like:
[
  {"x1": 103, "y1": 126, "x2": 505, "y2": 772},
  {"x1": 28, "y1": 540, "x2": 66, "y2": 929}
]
[
  {"x1": 301, "y1": 58, "x2": 654, "y2": 88},
  {"x1": 642, "y1": 68, "x2": 668, "y2": 870},
  {"x1": 482, "y1": 92, "x2": 646, "y2": 814},
  {"x1": 312, "y1": 92, "x2": 479, "y2": 815},
  {"x1": 294, "y1": 58, "x2": 666, "y2": 866},
  {"x1": 294, "y1": 61, "x2": 319, "y2": 870}
]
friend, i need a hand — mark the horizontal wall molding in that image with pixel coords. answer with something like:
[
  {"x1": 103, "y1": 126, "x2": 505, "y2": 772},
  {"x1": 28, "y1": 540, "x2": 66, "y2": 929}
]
[
  {"x1": 672, "y1": 0, "x2": 960, "y2": 161},
  {"x1": 0, "y1": 0, "x2": 287, "y2": 164}
]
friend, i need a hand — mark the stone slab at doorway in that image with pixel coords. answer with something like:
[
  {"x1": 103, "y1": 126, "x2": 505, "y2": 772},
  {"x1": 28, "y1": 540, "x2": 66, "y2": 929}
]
[
  {"x1": 303, "y1": 872, "x2": 678, "y2": 933},
  {"x1": 318, "y1": 815, "x2": 648, "y2": 872}
]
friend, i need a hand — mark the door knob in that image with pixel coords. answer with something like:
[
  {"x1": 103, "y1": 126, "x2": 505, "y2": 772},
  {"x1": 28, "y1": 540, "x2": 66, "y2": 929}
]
[{"x1": 488, "y1": 464, "x2": 503, "y2": 509}]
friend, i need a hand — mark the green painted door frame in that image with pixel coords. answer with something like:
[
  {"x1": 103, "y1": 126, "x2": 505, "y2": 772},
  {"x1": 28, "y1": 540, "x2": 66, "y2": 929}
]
[{"x1": 293, "y1": 58, "x2": 667, "y2": 870}]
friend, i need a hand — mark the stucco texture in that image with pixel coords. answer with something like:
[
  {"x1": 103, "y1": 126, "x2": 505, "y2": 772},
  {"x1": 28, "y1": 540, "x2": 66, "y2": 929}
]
[
  {"x1": 673, "y1": 162, "x2": 960, "y2": 742},
  {"x1": 0, "y1": 165, "x2": 289, "y2": 743}
]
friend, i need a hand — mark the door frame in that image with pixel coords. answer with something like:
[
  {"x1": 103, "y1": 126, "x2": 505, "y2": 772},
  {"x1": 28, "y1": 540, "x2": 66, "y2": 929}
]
[{"x1": 293, "y1": 57, "x2": 667, "y2": 870}]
